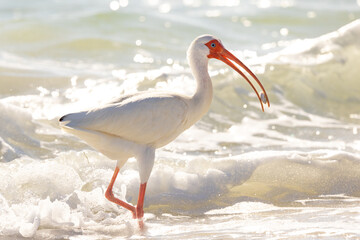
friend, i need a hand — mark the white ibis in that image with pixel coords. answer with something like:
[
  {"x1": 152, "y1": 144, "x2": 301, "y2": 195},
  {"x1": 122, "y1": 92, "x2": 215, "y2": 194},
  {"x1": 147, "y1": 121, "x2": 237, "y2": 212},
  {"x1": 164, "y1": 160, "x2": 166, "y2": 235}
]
[{"x1": 59, "y1": 35, "x2": 270, "y2": 227}]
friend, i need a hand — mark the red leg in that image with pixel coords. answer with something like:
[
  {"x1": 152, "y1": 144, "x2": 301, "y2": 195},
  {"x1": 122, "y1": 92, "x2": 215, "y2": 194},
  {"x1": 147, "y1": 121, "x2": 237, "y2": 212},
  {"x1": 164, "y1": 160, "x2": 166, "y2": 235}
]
[
  {"x1": 105, "y1": 167, "x2": 136, "y2": 218},
  {"x1": 135, "y1": 182, "x2": 147, "y2": 219},
  {"x1": 135, "y1": 182, "x2": 147, "y2": 229}
]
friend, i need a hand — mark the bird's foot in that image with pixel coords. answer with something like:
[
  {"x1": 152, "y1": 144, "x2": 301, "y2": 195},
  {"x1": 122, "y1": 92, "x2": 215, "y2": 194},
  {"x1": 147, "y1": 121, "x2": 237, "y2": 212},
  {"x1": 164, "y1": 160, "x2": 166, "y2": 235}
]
[
  {"x1": 137, "y1": 219, "x2": 145, "y2": 230},
  {"x1": 134, "y1": 205, "x2": 145, "y2": 230}
]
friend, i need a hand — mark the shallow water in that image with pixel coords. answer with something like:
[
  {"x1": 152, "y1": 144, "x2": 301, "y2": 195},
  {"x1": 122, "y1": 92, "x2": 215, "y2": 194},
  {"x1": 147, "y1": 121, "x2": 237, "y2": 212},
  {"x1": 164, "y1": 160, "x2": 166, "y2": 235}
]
[{"x1": 1, "y1": 0, "x2": 360, "y2": 239}]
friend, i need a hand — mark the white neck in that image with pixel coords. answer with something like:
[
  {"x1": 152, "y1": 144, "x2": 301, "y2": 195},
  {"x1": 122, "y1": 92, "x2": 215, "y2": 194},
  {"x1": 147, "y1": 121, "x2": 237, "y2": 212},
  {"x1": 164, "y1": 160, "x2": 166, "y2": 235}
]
[{"x1": 188, "y1": 52, "x2": 213, "y2": 121}]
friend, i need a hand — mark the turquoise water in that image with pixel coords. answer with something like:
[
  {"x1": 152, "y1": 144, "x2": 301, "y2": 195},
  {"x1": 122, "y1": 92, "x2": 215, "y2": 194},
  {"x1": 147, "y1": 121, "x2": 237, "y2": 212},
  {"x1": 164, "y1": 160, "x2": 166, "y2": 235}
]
[{"x1": 1, "y1": 0, "x2": 360, "y2": 239}]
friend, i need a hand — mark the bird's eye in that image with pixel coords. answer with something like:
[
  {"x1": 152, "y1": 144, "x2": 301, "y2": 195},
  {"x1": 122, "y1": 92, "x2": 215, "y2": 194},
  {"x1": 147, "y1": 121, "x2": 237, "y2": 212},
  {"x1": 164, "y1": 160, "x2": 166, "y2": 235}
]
[{"x1": 211, "y1": 43, "x2": 216, "y2": 48}]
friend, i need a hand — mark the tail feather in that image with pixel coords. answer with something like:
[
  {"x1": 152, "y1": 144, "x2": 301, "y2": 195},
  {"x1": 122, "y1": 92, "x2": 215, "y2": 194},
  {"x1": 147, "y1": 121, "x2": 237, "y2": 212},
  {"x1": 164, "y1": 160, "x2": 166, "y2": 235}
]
[
  {"x1": 59, "y1": 112, "x2": 83, "y2": 128},
  {"x1": 59, "y1": 110, "x2": 91, "y2": 130},
  {"x1": 59, "y1": 114, "x2": 68, "y2": 122},
  {"x1": 59, "y1": 113, "x2": 73, "y2": 126}
]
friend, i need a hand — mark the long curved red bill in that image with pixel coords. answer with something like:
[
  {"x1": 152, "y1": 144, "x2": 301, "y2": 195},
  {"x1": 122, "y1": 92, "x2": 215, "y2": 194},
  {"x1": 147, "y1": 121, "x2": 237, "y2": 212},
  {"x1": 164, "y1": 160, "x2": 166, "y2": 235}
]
[{"x1": 207, "y1": 42, "x2": 270, "y2": 111}]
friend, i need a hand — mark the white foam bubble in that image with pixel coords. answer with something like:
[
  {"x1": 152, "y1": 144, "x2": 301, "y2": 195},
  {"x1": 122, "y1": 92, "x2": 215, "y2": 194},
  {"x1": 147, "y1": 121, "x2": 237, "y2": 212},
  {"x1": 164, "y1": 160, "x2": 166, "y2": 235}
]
[{"x1": 205, "y1": 201, "x2": 278, "y2": 215}]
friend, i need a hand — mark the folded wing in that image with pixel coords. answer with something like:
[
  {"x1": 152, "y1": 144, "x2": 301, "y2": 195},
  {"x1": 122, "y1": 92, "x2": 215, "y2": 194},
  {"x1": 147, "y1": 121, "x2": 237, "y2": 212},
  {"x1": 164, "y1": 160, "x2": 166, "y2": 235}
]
[{"x1": 60, "y1": 92, "x2": 189, "y2": 146}]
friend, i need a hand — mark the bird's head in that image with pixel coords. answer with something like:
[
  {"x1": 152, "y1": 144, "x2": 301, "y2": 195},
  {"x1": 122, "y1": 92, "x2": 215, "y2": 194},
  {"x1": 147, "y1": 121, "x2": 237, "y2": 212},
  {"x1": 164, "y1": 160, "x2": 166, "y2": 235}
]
[{"x1": 188, "y1": 35, "x2": 270, "y2": 111}]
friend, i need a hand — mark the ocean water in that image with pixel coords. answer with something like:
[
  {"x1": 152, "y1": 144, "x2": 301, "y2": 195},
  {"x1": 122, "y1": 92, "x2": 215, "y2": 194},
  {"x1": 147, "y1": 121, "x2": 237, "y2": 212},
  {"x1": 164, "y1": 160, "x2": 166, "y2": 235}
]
[{"x1": 1, "y1": 0, "x2": 360, "y2": 239}]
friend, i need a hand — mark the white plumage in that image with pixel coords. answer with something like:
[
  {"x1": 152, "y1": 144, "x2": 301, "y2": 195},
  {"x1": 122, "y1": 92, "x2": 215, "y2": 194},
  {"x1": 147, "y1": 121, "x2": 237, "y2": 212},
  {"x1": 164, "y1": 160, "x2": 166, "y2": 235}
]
[
  {"x1": 61, "y1": 93, "x2": 189, "y2": 147},
  {"x1": 59, "y1": 35, "x2": 269, "y2": 227}
]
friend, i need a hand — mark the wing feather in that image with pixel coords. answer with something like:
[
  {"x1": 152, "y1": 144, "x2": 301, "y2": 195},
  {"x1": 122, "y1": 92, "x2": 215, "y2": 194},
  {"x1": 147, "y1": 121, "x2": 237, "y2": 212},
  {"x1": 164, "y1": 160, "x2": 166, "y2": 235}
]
[{"x1": 60, "y1": 92, "x2": 189, "y2": 146}]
